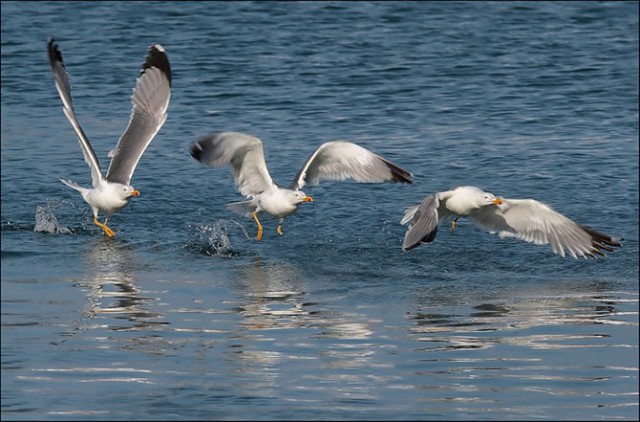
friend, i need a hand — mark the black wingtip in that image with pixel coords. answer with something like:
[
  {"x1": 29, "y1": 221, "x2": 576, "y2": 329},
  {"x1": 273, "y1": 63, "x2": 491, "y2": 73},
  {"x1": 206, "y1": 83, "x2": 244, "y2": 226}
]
[
  {"x1": 190, "y1": 140, "x2": 204, "y2": 162},
  {"x1": 402, "y1": 226, "x2": 438, "y2": 252},
  {"x1": 386, "y1": 160, "x2": 414, "y2": 184},
  {"x1": 142, "y1": 43, "x2": 172, "y2": 86},
  {"x1": 47, "y1": 36, "x2": 64, "y2": 69},
  {"x1": 579, "y1": 224, "x2": 623, "y2": 257},
  {"x1": 402, "y1": 238, "x2": 431, "y2": 252}
]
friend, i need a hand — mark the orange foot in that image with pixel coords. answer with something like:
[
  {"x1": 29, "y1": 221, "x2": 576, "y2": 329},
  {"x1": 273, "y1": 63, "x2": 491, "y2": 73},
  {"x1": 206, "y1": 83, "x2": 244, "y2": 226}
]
[{"x1": 94, "y1": 217, "x2": 115, "y2": 237}]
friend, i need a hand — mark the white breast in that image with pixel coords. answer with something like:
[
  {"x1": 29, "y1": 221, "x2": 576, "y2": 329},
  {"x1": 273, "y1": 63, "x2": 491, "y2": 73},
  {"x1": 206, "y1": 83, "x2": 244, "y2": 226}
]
[{"x1": 257, "y1": 189, "x2": 301, "y2": 217}]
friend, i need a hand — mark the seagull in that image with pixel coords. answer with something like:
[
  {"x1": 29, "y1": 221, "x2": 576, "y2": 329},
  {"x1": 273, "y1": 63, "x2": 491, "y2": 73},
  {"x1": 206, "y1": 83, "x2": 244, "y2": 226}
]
[
  {"x1": 47, "y1": 37, "x2": 171, "y2": 237},
  {"x1": 190, "y1": 131, "x2": 413, "y2": 240},
  {"x1": 401, "y1": 185, "x2": 621, "y2": 258}
]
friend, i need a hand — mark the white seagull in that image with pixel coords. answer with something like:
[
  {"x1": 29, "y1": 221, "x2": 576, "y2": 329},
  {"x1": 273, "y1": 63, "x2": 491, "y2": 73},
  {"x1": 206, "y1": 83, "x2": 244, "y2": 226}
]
[
  {"x1": 190, "y1": 131, "x2": 413, "y2": 240},
  {"x1": 401, "y1": 185, "x2": 621, "y2": 258},
  {"x1": 48, "y1": 37, "x2": 171, "y2": 237}
]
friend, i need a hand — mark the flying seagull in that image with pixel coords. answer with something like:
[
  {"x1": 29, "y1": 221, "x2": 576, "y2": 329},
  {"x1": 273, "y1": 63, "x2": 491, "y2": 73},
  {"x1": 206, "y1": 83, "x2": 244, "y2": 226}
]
[
  {"x1": 48, "y1": 37, "x2": 171, "y2": 237},
  {"x1": 401, "y1": 185, "x2": 621, "y2": 258},
  {"x1": 191, "y1": 131, "x2": 413, "y2": 240}
]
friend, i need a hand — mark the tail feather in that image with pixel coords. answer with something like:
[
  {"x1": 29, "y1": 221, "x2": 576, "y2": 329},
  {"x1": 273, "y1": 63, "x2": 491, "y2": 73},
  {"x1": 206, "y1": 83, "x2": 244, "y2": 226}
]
[
  {"x1": 59, "y1": 177, "x2": 89, "y2": 194},
  {"x1": 400, "y1": 204, "x2": 420, "y2": 225},
  {"x1": 226, "y1": 200, "x2": 257, "y2": 218}
]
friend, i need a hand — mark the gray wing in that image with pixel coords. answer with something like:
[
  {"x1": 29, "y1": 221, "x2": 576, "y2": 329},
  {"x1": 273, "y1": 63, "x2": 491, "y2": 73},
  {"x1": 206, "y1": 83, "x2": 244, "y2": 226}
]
[
  {"x1": 470, "y1": 198, "x2": 621, "y2": 258},
  {"x1": 105, "y1": 43, "x2": 171, "y2": 185},
  {"x1": 290, "y1": 141, "x2": 413, "y2": 190},
  {"x1": 401, "y1": 194, "x2": 440, "y2": 251},
  {"x1": 48, "y1": 37, "x2": 103, "y2": 187},
  {"x1": 190, "y1": 132, "x2": 275, "y2": 197}
]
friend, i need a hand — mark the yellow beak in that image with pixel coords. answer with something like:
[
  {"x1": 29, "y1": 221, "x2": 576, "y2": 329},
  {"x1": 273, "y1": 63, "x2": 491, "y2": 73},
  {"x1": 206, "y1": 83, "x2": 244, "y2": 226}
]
[
  {"x1": 493, "y1": 198, "x2": 503, "y2": 205},
  {"x1": 131, "y1": 190, "x2": 140, "y2": 197},
  {"x1": 303, "y1": 196, "x2": 313, "y2": 202}
]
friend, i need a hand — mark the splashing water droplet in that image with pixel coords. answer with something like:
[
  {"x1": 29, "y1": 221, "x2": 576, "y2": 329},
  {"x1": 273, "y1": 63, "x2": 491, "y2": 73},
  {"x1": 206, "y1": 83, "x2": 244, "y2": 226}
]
[
  {"x1": 187, "y1": 219, "x2": 250, "y2": 257},
  {"x1": 34, "y1": 199, "x2": 75, "y2": 234}
]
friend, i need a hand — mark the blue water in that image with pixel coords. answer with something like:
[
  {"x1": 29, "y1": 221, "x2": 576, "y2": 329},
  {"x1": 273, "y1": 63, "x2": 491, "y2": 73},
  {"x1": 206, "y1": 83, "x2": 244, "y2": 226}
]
[{"x1": 2, "y1": 1, "x2": 638, "y2": 420}]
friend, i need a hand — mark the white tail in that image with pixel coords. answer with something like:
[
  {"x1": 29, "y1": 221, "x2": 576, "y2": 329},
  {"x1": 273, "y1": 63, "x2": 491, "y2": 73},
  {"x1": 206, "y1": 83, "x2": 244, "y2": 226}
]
[
  {"x1": 226, "y1": 200, "x2": 257, "y2": 218},
  {"x1": 59, "y1": 177, "x2": 89, "y2": 194}
]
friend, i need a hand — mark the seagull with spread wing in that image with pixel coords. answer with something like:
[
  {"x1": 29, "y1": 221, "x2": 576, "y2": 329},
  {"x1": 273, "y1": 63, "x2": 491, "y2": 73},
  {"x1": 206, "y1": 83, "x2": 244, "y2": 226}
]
[
  {"x1": 401, "y1": 185, "x2": 621, "y2": 258},
  {"x1": 190, "y1": 131, "x2": 413, "y2": 240},
  {"x1": 48, "y1": 37, "x2": 171, "y2": 237}
]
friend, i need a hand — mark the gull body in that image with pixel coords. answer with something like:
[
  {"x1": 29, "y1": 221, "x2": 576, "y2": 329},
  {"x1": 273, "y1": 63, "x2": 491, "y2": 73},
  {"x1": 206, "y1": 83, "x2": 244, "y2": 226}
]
[
  {"x1": 48, "y1": 37, "x2": 171, "y2": 236},
  {"x1": 191, "y1": 131, "x2": 413, "y2": 240},
  {"x1": 401, "y1": 185, "x2": 621, "y2": 258},
  {"x1": 255, "y1": 188, "x2": 311, "y2": 218}
]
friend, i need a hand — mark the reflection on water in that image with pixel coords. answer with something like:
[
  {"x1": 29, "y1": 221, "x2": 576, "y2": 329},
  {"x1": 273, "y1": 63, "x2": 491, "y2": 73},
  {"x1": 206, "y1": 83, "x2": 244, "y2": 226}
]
[
  {"x1": 221, "y1": 256, "x2": 384, "y2": 402},
  {"x1": 75, "y1": 240, "x2": 167, "y2": 332},
  {"x1": 405, "y1": 282, "x2": 639, "y2": 413},
  {"x1": 5, "y1": 250, "x2": 637, "y2": 420},
  {"x1": 409, "y1": 289, "x2": 638, "y2": 351},
  {"x1": 229, "y1": 256, "x2": 376, "y2": 339},
  {"x1": 231, "y1": 256, "x2": 307, "y2": 330}
]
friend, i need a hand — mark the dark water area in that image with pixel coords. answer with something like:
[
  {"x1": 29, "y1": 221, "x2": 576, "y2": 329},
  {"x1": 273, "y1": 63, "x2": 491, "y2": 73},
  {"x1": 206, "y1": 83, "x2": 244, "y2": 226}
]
[{"x1": 2, "y1": 1, "x2": 638, "y2": 420}]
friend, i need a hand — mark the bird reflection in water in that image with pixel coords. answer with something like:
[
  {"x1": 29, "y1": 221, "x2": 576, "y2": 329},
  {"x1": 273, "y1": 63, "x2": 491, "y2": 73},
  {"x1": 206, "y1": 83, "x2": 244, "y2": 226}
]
[
  {"x1": 230, "y1": 257, "x2": 375, "y2": 341},
  {"x1": 229, "y1": 257, "x2": 376, "y2": 373},
  {"x1": 407, "y1": 279, "x2": 630, "y2": 351},
  {"x1": 231, "y1": 256, "x2": 308, "y2": 331},
  {"x1": 75, "y1": 240, "x2": 167, "y2": 332}
]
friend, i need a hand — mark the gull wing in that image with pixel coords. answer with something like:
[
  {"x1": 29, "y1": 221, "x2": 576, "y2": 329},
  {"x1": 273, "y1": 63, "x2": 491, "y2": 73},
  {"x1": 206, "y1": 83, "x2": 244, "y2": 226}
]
[
  {"x1": 190, "y1": 132, "x2": 275, "y2": 197},
  {"x1": 47, "y1": 37, "x2": 103, "y2": 187},
  {"x1": 401, "y1": 193, "x2": 441, "y2": 251},
  {"x1": 290, "y1": 141, "x2": 413, "y2": 190},
  {"x1": 106, "y1": 43, "x2": 172, "y2": 185},
  {"x1": 470, "y1": 198, "x2": 621, "y2": 259}
]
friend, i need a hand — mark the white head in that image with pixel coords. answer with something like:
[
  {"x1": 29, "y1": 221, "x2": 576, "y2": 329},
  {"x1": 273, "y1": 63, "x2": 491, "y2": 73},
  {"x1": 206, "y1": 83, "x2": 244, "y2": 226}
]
[
  {"x1": 291, "y1": 190, "x2": 313, "y2": 205},
  {"x1": 452, "y1": 186, "x2": 503, "y2": 212},
  {"x1": 477, "y1": 189, "x2": 503, "y2": 207},
  {"x1": 124, "y1": 185, "x2": 140, "y2": 199},
  {"x1": 110, "y1": 183, "x2": 140, "y2": 201}
]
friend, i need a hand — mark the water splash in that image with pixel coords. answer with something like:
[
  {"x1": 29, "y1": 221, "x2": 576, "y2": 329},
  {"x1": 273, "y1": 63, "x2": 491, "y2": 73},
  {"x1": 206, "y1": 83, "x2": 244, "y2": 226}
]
[
  {"x1": 33, "y1": 199, "x2": 77, "y2": 235},
  {"x1": 186, "y1": 219, "x2": 250, "y2": 257}
]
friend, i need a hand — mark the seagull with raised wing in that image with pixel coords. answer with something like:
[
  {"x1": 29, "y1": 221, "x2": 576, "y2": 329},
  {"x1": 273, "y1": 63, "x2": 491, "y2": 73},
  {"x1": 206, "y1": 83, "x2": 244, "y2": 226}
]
[
  {"x1": 401, "y1": 185, "x2": 621, "y2": 258},
  {"x1": 48, "y1": 37, "x2": 171, "y2": 237},
  {"x1": 190, "y1": 131, "x2": 413, "y2": 240}
]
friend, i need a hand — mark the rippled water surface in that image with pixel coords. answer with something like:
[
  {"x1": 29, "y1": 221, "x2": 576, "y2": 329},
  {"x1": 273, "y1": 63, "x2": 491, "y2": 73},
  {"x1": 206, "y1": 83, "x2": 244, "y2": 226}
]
[{"x1": 2, "y1": 1, "x2": 638, "y2": 420}]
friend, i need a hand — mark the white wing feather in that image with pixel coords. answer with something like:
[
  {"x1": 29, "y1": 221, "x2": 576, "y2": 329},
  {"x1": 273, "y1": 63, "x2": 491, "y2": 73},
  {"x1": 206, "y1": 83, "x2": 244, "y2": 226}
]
[
  {"x1": 190, "y1": 132, "x2": 276, "y2": 197},
  {"x1": 291, "y1": 141, "x2": 412, "y2": 190},
  {"x1": 471, "y1": 198, "x2": 600, "y2": 258},
  {"x1": 48, "y1": 37, "x2": 103, "y2": 187}
]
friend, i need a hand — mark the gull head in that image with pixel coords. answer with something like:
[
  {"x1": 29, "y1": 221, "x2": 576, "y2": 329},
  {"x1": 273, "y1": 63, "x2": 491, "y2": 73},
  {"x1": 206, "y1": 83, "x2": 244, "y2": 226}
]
[
  {"x1": 480, "y1": 191, "x2": 503, "y2": 207},
  {"x1": 451, "y1": 186, "x2": 503, "y2": 214},
  {"x1": 124, "y1": 185, "x2": 140, "y2": 199},
  {"x1": 111, "y1": 183, "x2": 140, "y2": 201},
  {"x1": 292, "y1": 190, "x2": 313, "y2": 205}
]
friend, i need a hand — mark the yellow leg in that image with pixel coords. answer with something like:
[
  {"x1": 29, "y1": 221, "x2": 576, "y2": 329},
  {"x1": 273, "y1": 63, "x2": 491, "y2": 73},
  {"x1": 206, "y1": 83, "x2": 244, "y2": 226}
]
[
  {"x1": 451, "y1": 218, "x2": 459, "y2": 235},
  {"x1": 94, "y1": 217, "x2": 115, "y2": 237},
  {"x1": 276, "y1": 218, "x2": 284, "y2": 236},
  {"x1": 252, "y1": 211, "x2": 263, "y2": 241}
]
